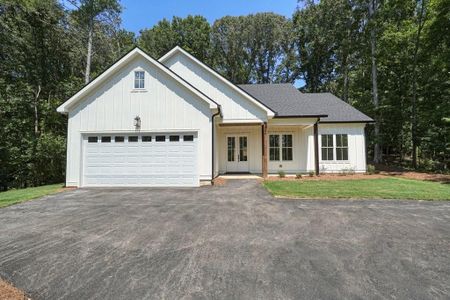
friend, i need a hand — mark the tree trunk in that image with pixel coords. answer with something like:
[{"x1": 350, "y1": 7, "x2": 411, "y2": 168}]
[
  {"x1": 411, "y1": 0, "x2": 427, "y2": 169},
  {"x1": 34, "y1": 85, "x2": 41, "y2": 137},
  {"x1": 342, "y1": 60, "x2": 349, "y2": 102},
  {"x1": 368, "y1": 0, "x2": 382, "y2": 163},
  {"x1": 85, "y1": 24, "x2": 93, "y2": 84}
]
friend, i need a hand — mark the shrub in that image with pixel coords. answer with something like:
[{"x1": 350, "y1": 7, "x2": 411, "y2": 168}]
[
  {"x1": 308, "y1": 171, "x2": 314, "y2": 177},
  {"x1": 278, "y1": 170, "x2": 286, "y2": 178},
  {"x1": 367, "y1": 164, "x2": 376, "y2": 175},
  {"x1": 340, "y1": 167, "x2": 355, "y2": 176},
  {"x1": 295, "y1": 173, "x2": 302, "y2": 179}
]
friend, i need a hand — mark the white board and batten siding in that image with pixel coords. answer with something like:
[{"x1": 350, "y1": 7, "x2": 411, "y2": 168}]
[
  {"x1": 305, "y1": 123, "x2": 367, "y2": 173},
  {"x1": 66, "y1": 55, "x2": 213, "y2": 187},
  {"x1": 162, "y1": 52, "x2": 269, "y2": 122}
]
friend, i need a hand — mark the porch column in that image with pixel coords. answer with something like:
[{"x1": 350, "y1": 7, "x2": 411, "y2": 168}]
[
  {"x1": 262, "y1": 122, "x2": 268, "y2": 178},
  {"x1": 313, "y1": 122, "x2": 320, "y2": 175}
]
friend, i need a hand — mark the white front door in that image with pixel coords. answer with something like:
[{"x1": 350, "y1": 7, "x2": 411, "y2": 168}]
[{"x1": 225, "y1": 135, "x2": 249, "y2": 173}]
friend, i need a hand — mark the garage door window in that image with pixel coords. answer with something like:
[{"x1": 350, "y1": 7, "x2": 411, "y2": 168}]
[
  {"x1": 156, "y1": 135, "x2": 165, "y2": 142},
  {"x1": 115, "y1": 136, "x2": 124, "y2": 143},
  {"x1": 129, "y1": 136, "x2": 138, "y2": 142},
  {"x1": 169, "y1": 135, "x2": 179, "y2": 142},
  {"x1": 88, "y1": 136, "x2": 98, "y2": 143},
  {"x1": 142, "y1": 136, "x2": 152, "y2": 142},
  {"x1": 183, "y1": 135, "x2": 194, "y2": 141},
  {"x1": 101, "y1": 136, "x2": 111, "y2": 143}
]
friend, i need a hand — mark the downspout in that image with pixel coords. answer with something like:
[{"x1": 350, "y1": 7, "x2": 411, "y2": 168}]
[{"x1": 211, "y1": 106, "x2": 222, "y2": 183}]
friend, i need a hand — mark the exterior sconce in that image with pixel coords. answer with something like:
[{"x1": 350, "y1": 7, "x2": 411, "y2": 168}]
[{"x1": 134, "y1": 116, "x2": 141, "y2": 129}]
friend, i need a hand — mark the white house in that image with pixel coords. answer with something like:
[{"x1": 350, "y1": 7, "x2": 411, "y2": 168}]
[{"x1": 57, "y1": 46, "x2": 374, "y2": 187}]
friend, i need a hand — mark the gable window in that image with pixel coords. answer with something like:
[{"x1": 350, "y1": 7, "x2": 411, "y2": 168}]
[
  {"x1": 336, "y1": 134, "x2": 348, "y2": 160},
  {"x1": 134, "y1": 71, "x2": 145, "y2": 89},
  {"x1": 321, "y1": 134, "x2": 334, "y2": 161},
  {"x1": 269, "y1": 134, "x2": 293, "y2": 161}
]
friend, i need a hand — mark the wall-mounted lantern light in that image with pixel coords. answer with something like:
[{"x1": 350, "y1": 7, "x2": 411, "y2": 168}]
[{"x1": 134, "y1": 116, "x2": 141, "y2": 129}]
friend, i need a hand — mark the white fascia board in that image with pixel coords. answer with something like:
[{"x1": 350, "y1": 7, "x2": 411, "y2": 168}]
[
  {"x1": 57, "y1": 48, "x2": 218, "y2": 114},
  {"x1": 159, "y1": 46, "x2": 276, "y2": 118}
]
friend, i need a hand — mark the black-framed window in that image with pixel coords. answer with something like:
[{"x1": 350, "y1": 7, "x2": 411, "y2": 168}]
[
  {"x1": 128, "y1": 136, "x2": 138, "y2": 142},
  {"x1": 321, "y1": 134, "x2": 334, "y2": 160},
  {"x1": 101, "y1": 136, "x2": 111, "y2": 143},
  {"x1": 134, "y1": 71, "x2": 145, "y2": 89},
  {"x1": 115, "y1": 136, "x2": 124, "y2": 142},
  {"x1": 269, "y1": 135, "x2": 280, "y2": 161},
  {"x1": 155, "y1": 135, "x2": 165, "y2": 142},
  {"x1": 270, "y1": 134, "x2": 293, "y2": 161},
  {"x1": 183, "y1": 135, "x2": 194, "y2": 141},
  {"x1": 169, "y1": 135, "x2": 179, "y2": 142},
  {"x1": 88, "y1": 136, "x2": 98, "y2": 143},
  {"x1": 336, "y1": 134, "x2": 348, "y2": 160},
  {"x1": 142, "y1": 136, "x2": 152, "y2": 142},
  {"x1": 282, "y1": 134, "x2": 293, "y2": 161}
]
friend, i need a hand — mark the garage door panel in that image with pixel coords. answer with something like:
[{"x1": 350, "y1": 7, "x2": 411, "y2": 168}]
[{"x1": 83, "y1": 133, "x2": 198, "y2": 187}]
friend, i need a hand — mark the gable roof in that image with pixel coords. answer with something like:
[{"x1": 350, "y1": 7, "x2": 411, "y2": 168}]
[
  {"x1": 159, "y1": 46, "x2": 276, "y2": 118},
  {"x1": 238, "y1": 83, "x2": 374, "y2": 123},
  {"x1": 57, "y1": 47, "x2": 219, "y2": 114}
]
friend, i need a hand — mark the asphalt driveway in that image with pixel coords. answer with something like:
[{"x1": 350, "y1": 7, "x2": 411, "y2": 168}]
[{"x1": 0, "y1": 180, "x2": 449, "y2": 299}]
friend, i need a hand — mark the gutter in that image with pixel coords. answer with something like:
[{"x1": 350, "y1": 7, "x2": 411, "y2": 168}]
[{"x1": 211, "y1": 106, "x2": 222, "y2": 183}]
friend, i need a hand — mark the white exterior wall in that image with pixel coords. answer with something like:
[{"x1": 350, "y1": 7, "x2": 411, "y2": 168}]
[
  {"x1": 217, "y1": 122, "x2": 367, "y2": 175},
  {"x1": 305, "y1": 123, "x2": 367, "y2": 173},
  {"x1": 65, "y1": 56, "x2": 213, "y2": 186},
  {"x1": 163, "y1": 54, "x2": 268, "y2": 122}
]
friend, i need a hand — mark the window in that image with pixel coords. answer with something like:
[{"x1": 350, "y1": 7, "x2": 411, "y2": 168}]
[
  {"x1": 156, "y1": 135, "x2": 165, "y2": 142},
  {"x1": 270, "y1": 134, "x2": 293, "y2": 161},
  {"x1": 269, "y1": 135, "x2": 280, "y2": 161},
  {"x1": 169, "y1": 135, "x2": 179, "y2": 142},
  {"x1": 321, "y1": 134, "x2": 334, "y2": 160},
  {"x1": 88, "y1": 136, "x2": 98, "y2": 143},
  {"x1": 282, "y1": 134, "x2": 293, "y2": 161},
  {"x1": 101, "y1": 136, "x2": 111, "y2": 143},
  {"x1": 336, "y1": 134, "x2": 348, "y2": 160},
  {"x1": 142, "y1": 136, "x2": 152, "y2": 142},
  {"x1": 115, "y1": 136, "x2": 124, "y2": 142},
  {"x1": 227, "y1": 137, "x2": 235, "y2": 162},
  {"x1": 128, "y1": 136, "x2": 138, "y2": 142},
  {"x1": 134, "y1": 71, "x2": 145, "y2": 89},
  {"x1": 239, "y1": 136, "x2": 248, "y2": 161},
  {"x1": 183, "y1": 135, "x2": 194, "y2": 141}
]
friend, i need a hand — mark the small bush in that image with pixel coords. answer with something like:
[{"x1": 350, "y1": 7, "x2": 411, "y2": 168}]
[
  {"x1": 367, "y1": 164, "x2": 376, "y2": 175},
  {"x1": 296, "y1": 173, "x2": 302, "y2": 179},
  {"x1": 340, "y1": 167, "x2": 355, "y2": 176},
  {"x1": 278, "y1": 170, "x2": 286, "y2": 178},
  {"x1": 308, "y1": 171, "x2": 314, "y2": 177}
]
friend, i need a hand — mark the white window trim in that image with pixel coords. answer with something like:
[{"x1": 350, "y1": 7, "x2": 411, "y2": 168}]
[
  {"x1": 133, "y1": 70, "x2": 146, "y2": 91},
  {"x1": 269, "y1": 133, "x2": 294, "y2": 162},
  {"x1": 319, "y1": 134, "x2": 350, "y2": 164}
]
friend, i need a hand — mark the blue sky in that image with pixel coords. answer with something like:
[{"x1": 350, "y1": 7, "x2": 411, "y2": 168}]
[{"x1": 120, "y1": 0, "x2": 299, "y2": 34}]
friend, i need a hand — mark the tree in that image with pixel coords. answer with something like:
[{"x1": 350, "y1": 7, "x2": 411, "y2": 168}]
[
  {"x1": 138, "y1": 15, "x2": 211, "y2": 61},
  {"x1": 69, "y1": 0, "x2": 122, "y2": 83}
]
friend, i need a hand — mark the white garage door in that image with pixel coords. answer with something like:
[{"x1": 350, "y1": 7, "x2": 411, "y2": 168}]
[{"x1": 82, "y1": 133, "x2": 198, "y2": 187}]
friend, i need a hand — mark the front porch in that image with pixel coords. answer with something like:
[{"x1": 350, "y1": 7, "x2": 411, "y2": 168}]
[{"x1": 215, "y1": 118, "x2": 321, "y2": 178}]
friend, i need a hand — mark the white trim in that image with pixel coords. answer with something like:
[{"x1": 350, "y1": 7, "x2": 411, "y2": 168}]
[
  {"x1": 220, "y1": 119, "x2": 263, "y2": 124},
  {"x1": 80, "y1": 129, "x2": 199, "y2": 134},
  {"x1": 57, "y1": 48, "x2": 219, "y2": 114},
  {"x1": 159, "y1": 46, "x2": 276, "y2": 118}
]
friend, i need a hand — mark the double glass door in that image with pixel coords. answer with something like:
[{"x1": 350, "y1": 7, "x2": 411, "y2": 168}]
[{"x1": 226, "y1": 135, "x2": 249, "y2": 172}]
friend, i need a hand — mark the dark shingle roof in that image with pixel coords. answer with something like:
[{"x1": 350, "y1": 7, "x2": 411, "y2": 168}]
[{"x1": 238, "y1": 83, "x2": 374, "y2": 123}]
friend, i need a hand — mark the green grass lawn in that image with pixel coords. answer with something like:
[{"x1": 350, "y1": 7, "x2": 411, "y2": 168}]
[
  {"x1": 0, "y1": 184, "x2": 64, "y2": 208},
  {"x1": 263, "y1": 177, "x2": 450, "y2": 200}
]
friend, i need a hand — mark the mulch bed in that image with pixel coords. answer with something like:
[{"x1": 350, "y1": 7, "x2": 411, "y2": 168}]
[
  {"x1": 267, "y1": 172, "x2": 450, "y2": 183},
  {"x1": 0, "y1": 279, "x2": 29, "y2": 300}
]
